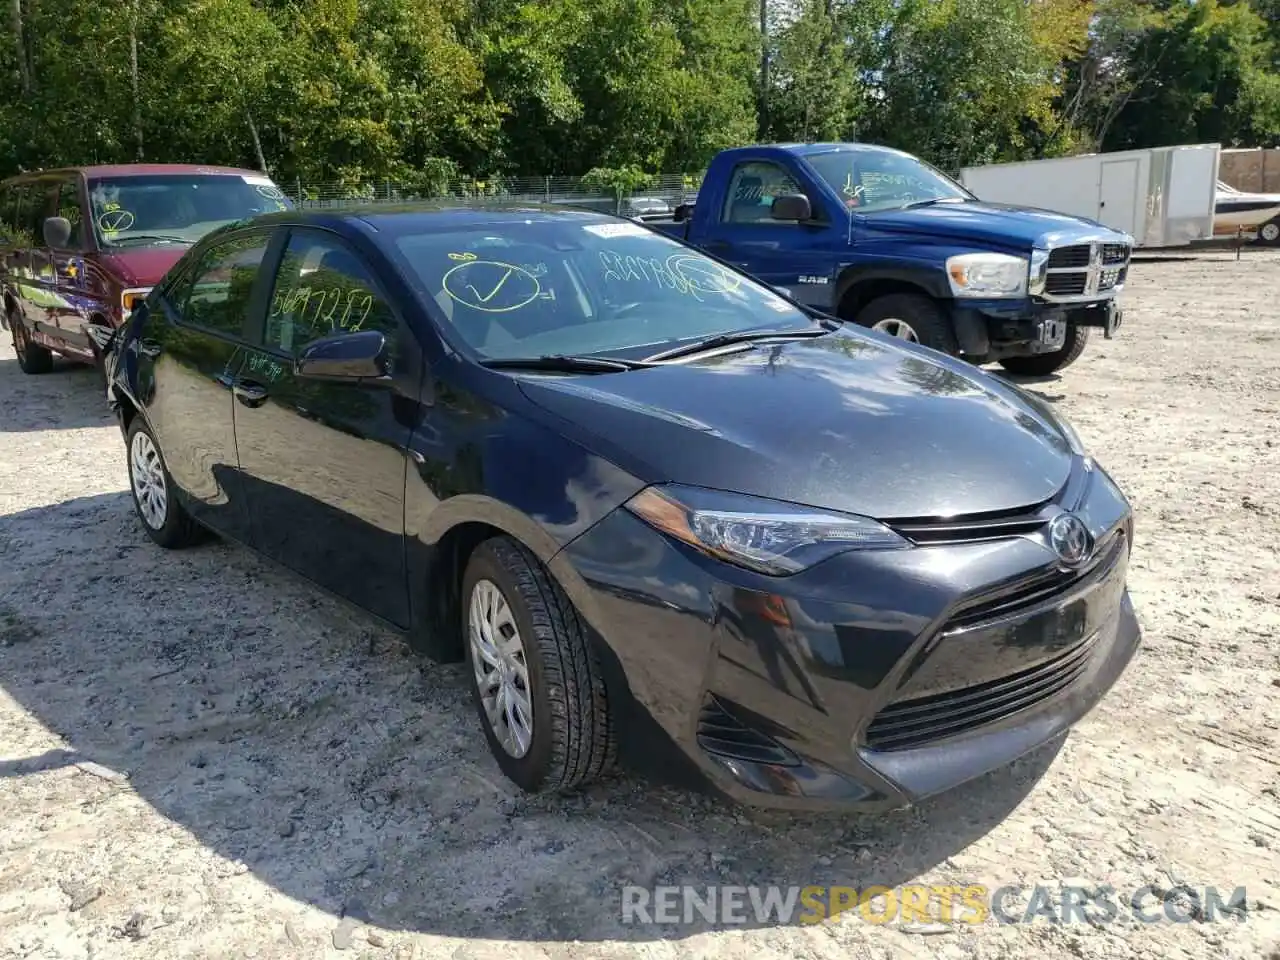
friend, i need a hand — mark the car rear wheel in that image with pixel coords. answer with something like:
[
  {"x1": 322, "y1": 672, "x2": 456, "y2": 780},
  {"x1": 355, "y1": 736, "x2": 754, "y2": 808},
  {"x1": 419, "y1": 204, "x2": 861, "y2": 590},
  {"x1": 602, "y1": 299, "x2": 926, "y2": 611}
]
[
  {"x1": 126, "y1": 419, "x2": 204, "y2": 549},
  {"x1": 11, "y1": 318, "x2": 53, "y2": 375},
  {"x1": 461, "y1": 536, "x2": 616, "y2": 793},
  {"x1": 854, "y1": 293, "x2": 959, "y2": 356},
  {"x1": 998, "y1": 325, "x2": 1090, "y2": 377}
]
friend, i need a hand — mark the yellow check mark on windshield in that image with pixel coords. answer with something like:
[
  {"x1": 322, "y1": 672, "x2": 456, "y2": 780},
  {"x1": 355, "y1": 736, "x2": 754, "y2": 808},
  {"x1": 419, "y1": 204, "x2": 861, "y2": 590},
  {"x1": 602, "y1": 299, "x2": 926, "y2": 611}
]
[{"x1": 465, "y1": 267, "x2": 515, "y2": 304}]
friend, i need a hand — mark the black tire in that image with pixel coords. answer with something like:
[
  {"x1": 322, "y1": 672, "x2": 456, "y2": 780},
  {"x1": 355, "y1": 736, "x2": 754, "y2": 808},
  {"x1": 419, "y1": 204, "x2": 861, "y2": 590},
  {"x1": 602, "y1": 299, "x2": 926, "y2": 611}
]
[
  {"x1": 998, "y1": 325, "x2": 1090, "y2": 377},
  {"x1": 125, "y1": 417, "x2": 205, "y2": 549},
  {"x1": 461, "y1": 536, "x2": 616, "y2": 793},
  {"x1": 1256, "y1": 218, "x2": 1280, "y2": 247},
  {"x1": 854, "y1": 293, "x2": 959, "y2": 355},
  {"x1": 11, "y1": 317, "x2": 54, "y2": 374}
]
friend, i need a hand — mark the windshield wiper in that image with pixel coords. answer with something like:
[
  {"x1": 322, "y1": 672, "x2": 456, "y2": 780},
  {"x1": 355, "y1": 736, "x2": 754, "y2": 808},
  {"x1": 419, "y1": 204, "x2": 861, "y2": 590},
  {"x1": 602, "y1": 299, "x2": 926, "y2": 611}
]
[
  {"x1": 105, "y1": 235, "x2": 190, "y2": 246},
  {"x1": 642, "y1": 324, "x2": 833, "y2": 363},
  {"x1": 900, "y1": 197, "x2": 968, "y2": 210},
  {"x1": 479, "y1": 354, "x2": 654, "y2": 373}
]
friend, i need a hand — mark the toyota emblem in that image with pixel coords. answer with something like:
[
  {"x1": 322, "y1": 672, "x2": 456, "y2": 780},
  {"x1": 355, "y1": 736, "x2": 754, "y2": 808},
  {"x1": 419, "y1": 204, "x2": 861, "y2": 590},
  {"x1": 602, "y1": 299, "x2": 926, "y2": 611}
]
[{"x1": 1048, "y1": 512, "x2": 1091, "y2": 566}]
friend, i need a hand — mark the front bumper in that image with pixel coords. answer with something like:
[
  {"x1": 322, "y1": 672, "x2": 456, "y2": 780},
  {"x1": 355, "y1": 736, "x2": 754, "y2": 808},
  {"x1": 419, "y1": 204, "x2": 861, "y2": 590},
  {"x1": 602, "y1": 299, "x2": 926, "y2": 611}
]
[
  {"x1": 953, "y1": 296, "x2": 1123, "y2": 357},
  {"x1": 559, "y1": 457, "x2": 1140, "y2": 812}
]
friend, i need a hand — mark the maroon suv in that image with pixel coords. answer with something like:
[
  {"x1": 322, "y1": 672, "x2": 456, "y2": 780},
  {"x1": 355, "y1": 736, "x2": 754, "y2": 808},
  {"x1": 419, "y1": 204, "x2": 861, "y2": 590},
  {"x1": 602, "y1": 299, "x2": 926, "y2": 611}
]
[{"x1": 0, "y1": 163, "x2": 292, "y2": 374}]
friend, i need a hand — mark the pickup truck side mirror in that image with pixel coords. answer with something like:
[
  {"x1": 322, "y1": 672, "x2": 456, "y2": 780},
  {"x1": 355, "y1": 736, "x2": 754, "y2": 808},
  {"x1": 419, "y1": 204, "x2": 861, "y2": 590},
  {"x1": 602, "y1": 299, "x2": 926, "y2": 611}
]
[
  {"x1": 295, "y1": 329, "x2": 391, "y2": 383},
  {"x1": 43, "y1": 216, "x2": 72, "y2": 249},
  {"x1": 770, "y1": 194, "x2": 812, "y2": 222}
]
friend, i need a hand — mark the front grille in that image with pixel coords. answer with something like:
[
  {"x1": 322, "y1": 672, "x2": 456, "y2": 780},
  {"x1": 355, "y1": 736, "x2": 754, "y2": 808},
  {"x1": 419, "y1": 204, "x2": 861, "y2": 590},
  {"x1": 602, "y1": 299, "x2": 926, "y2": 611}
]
[
  {"x1": 696, "y1": 696, "x2": 799, "y2": 766},
  {"x1": 947, "y1": 531, "x2": 1125, "y2": 629},
  {"x1": 1047, "y1": 245, "x2": 1091, "y2": 269},
  {"x1": 1041, "y1": 240, "x2": 1132, "y2": 302},
  {"x1": 1045, "y1": 273, "x2": 1087, "y2": 296},
  {"x1": 863, "y1": 631, "x2": 1100, "y2": 751}
]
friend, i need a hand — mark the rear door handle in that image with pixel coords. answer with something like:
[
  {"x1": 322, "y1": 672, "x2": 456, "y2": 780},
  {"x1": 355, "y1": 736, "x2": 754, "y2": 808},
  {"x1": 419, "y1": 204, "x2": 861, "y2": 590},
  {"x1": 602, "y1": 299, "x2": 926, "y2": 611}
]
[{"x1": 232, "y1": 379, "x2": 269, "y2": 407}]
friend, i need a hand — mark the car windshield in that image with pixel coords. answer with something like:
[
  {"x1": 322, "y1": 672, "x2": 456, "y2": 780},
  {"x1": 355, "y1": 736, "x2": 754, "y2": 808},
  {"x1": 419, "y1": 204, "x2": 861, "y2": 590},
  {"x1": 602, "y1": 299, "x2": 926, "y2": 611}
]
[
  {"x1": 392, "y1": 218, "x2": 818, "y2": 362},
  {"x1": 805, "y1": 148, "x2": 973, "y2": 213},
  {"x1": 87, "y1": 174, "x2": 292, "y2": 249}
]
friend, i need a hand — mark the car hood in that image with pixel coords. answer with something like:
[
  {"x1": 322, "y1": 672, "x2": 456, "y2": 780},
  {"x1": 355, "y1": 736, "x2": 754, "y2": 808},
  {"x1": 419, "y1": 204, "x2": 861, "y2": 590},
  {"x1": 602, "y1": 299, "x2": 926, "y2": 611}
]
[
  {"x1": 862, "y1": 200, "x2": 1128, "y2": 250},
  {"x1": 516, "y1": 329, "x2": 1076, "y2": 521},
  {"x1": 98, "y1": 247, "x2": 190, "y2": 286}
]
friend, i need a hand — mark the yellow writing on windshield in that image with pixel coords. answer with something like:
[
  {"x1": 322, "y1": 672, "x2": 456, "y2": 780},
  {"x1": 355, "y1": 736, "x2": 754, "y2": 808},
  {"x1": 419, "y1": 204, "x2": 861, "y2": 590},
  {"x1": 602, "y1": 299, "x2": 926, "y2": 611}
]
[
  {"x1": 98, "y1": 210, "x2": 135, "y2": 232},
  {"x1": 442, "y1": 259, "x2": 543, "y2": 313},
  {"x1": 599, "y1": 250, "x2": 743, "y2": 302}
]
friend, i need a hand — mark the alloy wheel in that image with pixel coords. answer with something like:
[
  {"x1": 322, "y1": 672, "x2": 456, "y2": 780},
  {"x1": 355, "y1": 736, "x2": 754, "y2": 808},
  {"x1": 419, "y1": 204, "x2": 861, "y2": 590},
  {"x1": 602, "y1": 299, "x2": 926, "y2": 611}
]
[
  {"x1": 468, "y1": 578, "x2": 534, "y2": 758},
  {"x1": 872, "y1": 318, "x2": 920, "y2": 342},
  {"x1": 129, "y1": 430, "x2": 169, "y2": 530}
]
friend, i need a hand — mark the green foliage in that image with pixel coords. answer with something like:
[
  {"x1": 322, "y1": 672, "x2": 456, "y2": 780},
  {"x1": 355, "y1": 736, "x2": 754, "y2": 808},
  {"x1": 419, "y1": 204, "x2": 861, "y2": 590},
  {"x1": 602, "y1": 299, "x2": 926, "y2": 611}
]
[
  {"x1": 0, "y1": 0, "x2": 1277, "y2": 184},
  {"x1": 581, "y1": 165, "x2": 655, "y2": 197}
]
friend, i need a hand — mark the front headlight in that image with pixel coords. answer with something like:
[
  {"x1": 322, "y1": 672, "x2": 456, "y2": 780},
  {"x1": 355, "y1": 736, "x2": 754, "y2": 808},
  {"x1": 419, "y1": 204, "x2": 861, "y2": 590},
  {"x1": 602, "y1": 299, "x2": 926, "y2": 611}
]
[
  {"x1": 625, "y1": 484, "x2": 909, "y2": 576},
  {"x1": 945, "y1": 252, "x2": 1028, "y2": 298}
]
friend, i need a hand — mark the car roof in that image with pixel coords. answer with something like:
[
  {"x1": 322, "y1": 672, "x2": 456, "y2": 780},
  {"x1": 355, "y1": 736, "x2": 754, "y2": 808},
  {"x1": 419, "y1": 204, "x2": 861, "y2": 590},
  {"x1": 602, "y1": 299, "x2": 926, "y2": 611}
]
[
  {"x1": 229, "y1": 201, "x2": 634, "y2": 238},
  {"x1": 2, "y1": 163, "x2": 268, "y2": 182}
]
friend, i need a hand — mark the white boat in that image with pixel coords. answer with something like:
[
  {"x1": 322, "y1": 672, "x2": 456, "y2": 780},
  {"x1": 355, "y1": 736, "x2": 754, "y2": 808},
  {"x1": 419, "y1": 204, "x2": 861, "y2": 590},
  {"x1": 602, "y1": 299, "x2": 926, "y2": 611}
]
[{"x1": 1214, "y1": 180, "x2": 1280, "y2": 243}]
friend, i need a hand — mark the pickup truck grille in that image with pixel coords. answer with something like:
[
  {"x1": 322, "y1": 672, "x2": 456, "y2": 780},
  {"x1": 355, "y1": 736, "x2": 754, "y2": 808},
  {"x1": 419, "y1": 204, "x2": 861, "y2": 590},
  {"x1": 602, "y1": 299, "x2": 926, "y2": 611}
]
[{"x1": 1041, "y1": 241, "x2": 1131, "y2": 303}]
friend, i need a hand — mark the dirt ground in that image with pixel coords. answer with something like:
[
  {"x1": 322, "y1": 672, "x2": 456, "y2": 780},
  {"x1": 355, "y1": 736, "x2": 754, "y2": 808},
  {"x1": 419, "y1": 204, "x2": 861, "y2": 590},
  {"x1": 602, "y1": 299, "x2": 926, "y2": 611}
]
[{"x1": 1, "y1": 250, "x2": 1278, "y2": 960}]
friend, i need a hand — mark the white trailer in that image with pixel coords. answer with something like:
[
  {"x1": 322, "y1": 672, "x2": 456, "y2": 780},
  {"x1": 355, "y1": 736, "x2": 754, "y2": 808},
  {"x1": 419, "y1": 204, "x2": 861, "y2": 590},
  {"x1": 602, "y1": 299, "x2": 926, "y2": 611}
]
[{"x1": 958, "y1": 144, "x2": 1221, "y2": 248}]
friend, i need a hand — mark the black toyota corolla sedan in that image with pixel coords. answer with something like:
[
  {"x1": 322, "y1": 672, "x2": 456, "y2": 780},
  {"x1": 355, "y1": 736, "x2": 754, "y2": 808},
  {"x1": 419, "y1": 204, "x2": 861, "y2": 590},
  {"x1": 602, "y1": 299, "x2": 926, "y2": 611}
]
[{"x1": 100, "y1": 203, "x2": 1141, "y2": 811}]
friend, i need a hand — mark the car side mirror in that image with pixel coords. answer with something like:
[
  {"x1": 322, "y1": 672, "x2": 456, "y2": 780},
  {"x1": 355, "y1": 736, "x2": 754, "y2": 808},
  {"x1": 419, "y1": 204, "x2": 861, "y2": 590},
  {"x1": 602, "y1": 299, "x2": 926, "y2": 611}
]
[
  {"x1": 43, "y1": 216, "x2": 72, "y2": 249},
  {"x1": 770, "y1": 193, "x2": 812, "y2": 222},
  {"x1": 295, "y1": 329, "x2": 390, "y2": 383},
  {"x1": 673, "y1": 203, "x2": 693, "y2": 223}
]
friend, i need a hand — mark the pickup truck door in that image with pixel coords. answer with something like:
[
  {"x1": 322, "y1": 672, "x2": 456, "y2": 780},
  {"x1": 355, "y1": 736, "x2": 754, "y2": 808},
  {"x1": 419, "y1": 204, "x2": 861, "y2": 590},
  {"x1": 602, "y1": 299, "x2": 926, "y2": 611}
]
[{"x1": 692, "y1": 156, "x2": 842, "y2": 312}]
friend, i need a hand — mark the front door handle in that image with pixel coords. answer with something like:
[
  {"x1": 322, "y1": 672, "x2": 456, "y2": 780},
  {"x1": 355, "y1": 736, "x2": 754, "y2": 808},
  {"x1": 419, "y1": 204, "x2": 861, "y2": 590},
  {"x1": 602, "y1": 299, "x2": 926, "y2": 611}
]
[
  {"x1": 138, "y1": 339, "x2": 161, "y2": 359},
  {"x1": 702, "y1": 240, "x2": 731, "y2": 251},
  {"x1": 232, "y1": 379, "x2": 269, "y2": 407}
]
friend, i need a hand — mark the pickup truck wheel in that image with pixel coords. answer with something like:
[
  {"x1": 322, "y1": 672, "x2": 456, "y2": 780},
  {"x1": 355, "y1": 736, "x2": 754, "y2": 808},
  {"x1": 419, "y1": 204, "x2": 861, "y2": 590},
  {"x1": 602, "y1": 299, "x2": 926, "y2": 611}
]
[
  {"x1": 462, "y1": 536, "x2": 616, "y2": 794},
  {"x1": 126, "y1": 418, "x2": 205, "y2": 549},
  {"x1": 998, "y1": 325, "x2": 1090, "y2": 377},
  {"x1": 11, "y1": 318, "x2": 54, "y2": 375},
  {"x1": 855, "y1": 294, "x2": 959, "y2": 355}
]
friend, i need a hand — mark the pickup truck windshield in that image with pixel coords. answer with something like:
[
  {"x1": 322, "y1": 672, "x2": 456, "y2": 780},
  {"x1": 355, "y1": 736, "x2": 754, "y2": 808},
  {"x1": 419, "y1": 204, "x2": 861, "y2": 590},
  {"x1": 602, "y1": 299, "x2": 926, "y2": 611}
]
[
  {"x1": 395, "y1": 219, "x2": 816, "y2": 362},
  {"x1": 805, "y1": 148, "x2": 972, "y2": 213},
  {"x1": 87, "y1": 174, "x2": 292, "y2": 249}
]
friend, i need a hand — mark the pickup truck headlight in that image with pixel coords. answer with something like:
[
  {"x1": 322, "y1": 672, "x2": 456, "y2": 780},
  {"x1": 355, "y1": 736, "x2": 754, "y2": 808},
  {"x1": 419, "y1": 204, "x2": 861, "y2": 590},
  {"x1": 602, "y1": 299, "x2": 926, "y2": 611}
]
[
  {"x1": 626, "y1": 484, "x2": 909, "y2": 576},
  {"x1": 945, "y1": 253, "x2": 1028, "y2": 299},
  {"x1": 121, "y1": 287, "x2": 151, "y2": 320}
]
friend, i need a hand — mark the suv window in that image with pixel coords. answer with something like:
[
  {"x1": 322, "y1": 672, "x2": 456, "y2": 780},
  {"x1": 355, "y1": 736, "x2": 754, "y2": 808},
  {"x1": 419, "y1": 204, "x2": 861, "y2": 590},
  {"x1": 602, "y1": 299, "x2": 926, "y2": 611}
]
[
  {"x1": 265, "y1": 230, "x2": 397, "y2": 354},
  {"x1": 54, "y1": 177, "x2": 86, "y2": 249},
  {"x1": 722, "y1": 161, "x2": 803, "y2": 224},
  {"x1": 175, "y1": 232, "x2": 271, "y2": 338}
]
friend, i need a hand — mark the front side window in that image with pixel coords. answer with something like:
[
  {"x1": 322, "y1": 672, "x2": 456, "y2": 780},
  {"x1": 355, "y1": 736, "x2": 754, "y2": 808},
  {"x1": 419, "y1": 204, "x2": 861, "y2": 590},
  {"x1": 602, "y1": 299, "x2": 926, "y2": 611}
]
[
  {"x1": 176, "y1": 232, "x2": 271, "y2": 337},
  {"x1": 19, "y1": 180, "x2": 59, "y2": 247},
  {"x1": 86, "y1": 174, "x2": 293, "y2": 250},
  {"x1": 264, "y1": 231, "x2": 397, "y2": 354},
  {"x1": 722, "y1": 161, "x2": 803, "y2": 224},
  {"x1": 0, "y1": 185, "x2": 17, "y2": 245},
  {"x1": 805, "y1": 148, "x2": 972, "y2": 213},
  {"x1": 391, "y1": 217, "x2": 815, "y2": 362},
  {"x1": 54, "y1": 177, "x2": 85, "y2": 249}
]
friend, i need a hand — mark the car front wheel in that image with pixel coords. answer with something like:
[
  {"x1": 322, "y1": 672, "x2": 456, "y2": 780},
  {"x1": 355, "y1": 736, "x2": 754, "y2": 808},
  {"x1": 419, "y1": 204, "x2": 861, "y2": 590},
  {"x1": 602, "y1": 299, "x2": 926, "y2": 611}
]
[
  {"x1": 461, "y1": 537, "x2": 616, "y2": 793},
  {"x1": 126, "y1": 419, "x2": 204, "y2": 549}
]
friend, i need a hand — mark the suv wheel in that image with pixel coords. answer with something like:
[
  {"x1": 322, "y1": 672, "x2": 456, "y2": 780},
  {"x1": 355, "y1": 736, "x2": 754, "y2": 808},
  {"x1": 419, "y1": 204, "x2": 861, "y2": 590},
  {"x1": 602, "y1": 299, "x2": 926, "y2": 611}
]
[
  {"x1": 11, "y1": 318, "x2": 54, "y2": 374},
  {"x1": 999, "y1": 325, "x2": 1090, "y2": 377},
  {"x1": 854, "y1": 293, "x2": 959, "y2": 356},
  {"x1": 126, "y1": 418, "x2": 204, "y2": 548},
  {"x1": 461, "y1": 537, "x2": 616, "y2": 793}
]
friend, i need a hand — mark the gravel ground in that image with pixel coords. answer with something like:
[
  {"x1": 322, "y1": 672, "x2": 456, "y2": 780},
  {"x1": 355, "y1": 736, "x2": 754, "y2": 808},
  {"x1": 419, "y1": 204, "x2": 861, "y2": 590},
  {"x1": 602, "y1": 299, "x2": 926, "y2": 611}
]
[{"x1": 1, "y1": 250, "x2": 1278, "y2": 960}]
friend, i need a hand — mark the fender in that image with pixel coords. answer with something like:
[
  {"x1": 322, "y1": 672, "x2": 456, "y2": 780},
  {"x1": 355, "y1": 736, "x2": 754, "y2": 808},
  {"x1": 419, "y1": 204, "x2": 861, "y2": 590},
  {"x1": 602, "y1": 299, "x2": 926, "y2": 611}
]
[
  {"x1": 833, "y1": 262, "x2": 951, "y2": 309},
  {"x1": 404, "y1": 491, "x2": 611, "y2": 661}
]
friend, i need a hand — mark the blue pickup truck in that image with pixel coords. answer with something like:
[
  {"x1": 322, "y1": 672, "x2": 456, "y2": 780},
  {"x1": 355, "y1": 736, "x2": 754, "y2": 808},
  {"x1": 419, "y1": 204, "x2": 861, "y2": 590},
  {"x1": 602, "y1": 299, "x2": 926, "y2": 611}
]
[{"x1": 650, "y1": 142, "x2": 1133, "y2": 375}]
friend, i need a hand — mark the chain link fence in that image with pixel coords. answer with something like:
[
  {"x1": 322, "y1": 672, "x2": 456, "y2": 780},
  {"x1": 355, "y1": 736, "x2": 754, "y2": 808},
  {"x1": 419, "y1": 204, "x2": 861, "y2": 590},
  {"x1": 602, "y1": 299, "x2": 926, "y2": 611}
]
[{"x1": 283, "y1": 172, "x2": 705, "y2": 217}]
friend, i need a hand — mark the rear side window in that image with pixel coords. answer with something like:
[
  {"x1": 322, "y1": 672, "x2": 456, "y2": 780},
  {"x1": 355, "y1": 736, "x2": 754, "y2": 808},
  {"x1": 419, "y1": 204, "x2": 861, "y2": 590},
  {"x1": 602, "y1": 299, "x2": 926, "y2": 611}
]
[
  {"x1": 264, "y1": 229, "x2": 397, "y2": 354},
  {"x1": 722, "y1": 161, "x2": 802, "y2": 224},
  {"x1": 174, "y1": 232, "x2": 271, "y2": 338}
]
